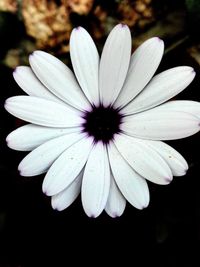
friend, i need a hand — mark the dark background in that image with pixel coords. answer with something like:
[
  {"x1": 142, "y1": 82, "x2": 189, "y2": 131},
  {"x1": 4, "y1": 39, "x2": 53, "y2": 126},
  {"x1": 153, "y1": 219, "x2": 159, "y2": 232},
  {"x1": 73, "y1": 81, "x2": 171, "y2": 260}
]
[{"x1": 1, "y1": 0, "x2": 200, "y2": 266}]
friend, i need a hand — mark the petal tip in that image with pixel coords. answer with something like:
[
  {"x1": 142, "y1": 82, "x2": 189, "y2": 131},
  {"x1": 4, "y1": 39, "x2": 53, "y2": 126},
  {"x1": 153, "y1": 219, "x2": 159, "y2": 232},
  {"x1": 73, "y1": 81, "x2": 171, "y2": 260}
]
[
  {"x1": 150, "y1": 36, "x2": 163, "y2": 43},
  {"x1": 4, "y1": 101, "x2": 7, "y2": 108},
  {"x1": 165, "y1": 177, "x2": 173, "y2": 184},
  {"x1": 29, "y1": 53, "x2": 34, "y2": 61},
  {"x1": 156, "y1": 37, "x2": 163, "y2": 43},
  {"x1": 191, "y1": 68, "x2": 196, "y2": 76},
  {"x1": 185, "y1": 66, "x2": 195, "y2": 76},
  {"x1": 141, "y1": 200, "x2": 150, "y2": 209},
  {"x1": 29, "y1": 50, "x2": 41, "y2": 59},
  {"x1": 119, "y1": 23, "x2": 128, "y2": 28},
  {"x1": 75, "y1": 26, "x2": 82, "y2": 31},
  {"x1": 18, "y1": 167, "x2": 22, "y2": 176},
  {"x1": 42, "y1": 183, "x2": 48, "y2": 194},
  {"x1": 4, "y1": 99, "x2": 8, "y2": 110},
  {"x1": 88, "y1": 213, "x2": 98, "y2": 218},
  {"x1": 13, "y1": 67, "x2": 18, "y2": 74},
  {"x1": 42, "y1": 185, "x2": 53, "y2": 197},
  {"x1": 42, "y1": 187, "x2": 48, "y2": 195},
  {"x1": 18, "y1": 164, "x2": 26, "y2": 177},
  {"x1": 52, "y1": 204, "x2": 60, "y2": 211},
  {"x1": 141, "y1": 206, "x2": 147, "y2": 210},
  {"x1": 5, "y1": 135, "x2": 11, "y2": 146},
  {"x1": 110, "y1": 212, "x2": 121, "y2": 218}
]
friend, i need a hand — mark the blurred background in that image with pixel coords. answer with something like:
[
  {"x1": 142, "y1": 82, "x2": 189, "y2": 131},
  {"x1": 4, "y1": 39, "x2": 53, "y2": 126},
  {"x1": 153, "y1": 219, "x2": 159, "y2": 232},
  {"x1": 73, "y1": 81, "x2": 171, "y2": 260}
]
[{"x1": 1, "y1": 0, "x2": 200, "y2": 266}]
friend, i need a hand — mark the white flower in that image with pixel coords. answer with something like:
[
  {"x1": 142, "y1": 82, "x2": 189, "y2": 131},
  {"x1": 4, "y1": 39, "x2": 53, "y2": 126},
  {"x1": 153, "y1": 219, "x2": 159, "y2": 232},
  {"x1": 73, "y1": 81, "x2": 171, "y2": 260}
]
[{"x1": 5, "y1": 24, "x2": 200, "y2": 218}]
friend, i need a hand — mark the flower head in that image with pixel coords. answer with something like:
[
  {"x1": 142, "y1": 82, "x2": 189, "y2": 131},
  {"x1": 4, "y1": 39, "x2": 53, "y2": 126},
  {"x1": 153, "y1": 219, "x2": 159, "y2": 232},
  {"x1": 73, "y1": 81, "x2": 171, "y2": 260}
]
[{"x1": 5, "y1": 24, "x2": 200, "y2": 218}]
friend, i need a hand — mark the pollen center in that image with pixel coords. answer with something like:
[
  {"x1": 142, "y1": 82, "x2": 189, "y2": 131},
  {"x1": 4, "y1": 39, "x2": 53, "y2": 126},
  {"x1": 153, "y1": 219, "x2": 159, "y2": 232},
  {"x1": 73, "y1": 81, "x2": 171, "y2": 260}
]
[{"x1": 82, "y1": 105, "x2": 123, "y2": 144}]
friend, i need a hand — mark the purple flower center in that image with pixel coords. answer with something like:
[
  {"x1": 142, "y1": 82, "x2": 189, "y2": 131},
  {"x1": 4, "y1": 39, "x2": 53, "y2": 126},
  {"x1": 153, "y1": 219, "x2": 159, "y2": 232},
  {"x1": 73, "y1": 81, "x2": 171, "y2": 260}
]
[{"x1": 82, "y1": 105, "x2": 123, "y2": 144}]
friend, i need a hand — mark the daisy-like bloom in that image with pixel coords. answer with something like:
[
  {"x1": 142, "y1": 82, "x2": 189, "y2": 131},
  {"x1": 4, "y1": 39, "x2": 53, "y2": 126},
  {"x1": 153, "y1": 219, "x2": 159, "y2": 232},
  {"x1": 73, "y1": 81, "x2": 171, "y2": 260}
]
[{"x1": 5, "y1": 24, "x2": 200, "y2": 218}]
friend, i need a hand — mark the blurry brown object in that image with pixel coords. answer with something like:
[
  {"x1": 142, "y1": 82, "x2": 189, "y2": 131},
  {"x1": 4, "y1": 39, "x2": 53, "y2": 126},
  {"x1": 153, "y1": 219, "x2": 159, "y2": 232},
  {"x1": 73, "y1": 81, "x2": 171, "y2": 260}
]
[
  {"x1": 0, "y1": 0, "x2": 17, "y2": 13},
  {"x1": 22, "y1": 0, "x2": 72, "y2": 53},
  {"x1": 3, "y1": 48, "x2": 20, "y2": 68},
  {"x1": 91, "y1": 5, "x2": 107, "y2": 39},
  {"x1": 3, "y1": 39, "x2": 36, "y2": 69},
  {"x1": 67, "y1": 0, "x2": 94, "y2": 15},
  {"x1": 118, "y1": 0, "x2": 154, "y2": 28},
  {"x1": 188, "y1": 44, "x2": 200, "y2": 66},
  {"x1": 0, "y1": 0, "x2": 157, "y2": 57}
]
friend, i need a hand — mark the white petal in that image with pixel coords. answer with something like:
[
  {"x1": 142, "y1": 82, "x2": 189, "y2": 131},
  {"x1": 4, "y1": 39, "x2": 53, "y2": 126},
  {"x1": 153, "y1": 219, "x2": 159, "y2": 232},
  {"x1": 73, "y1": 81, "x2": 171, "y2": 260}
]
[
  {"x1": 108, "y1": 142, "x2": 149, "y2": 208},
  {"x1": 144, "y1": 140, "x2": 188, "y2": 176},
  {"x1": 51, "y1": 171, "x2": 83, "y2": 211},
  {"x1": 13, "y1": 66, "x2": 61, "y2": 103},
  {"x1": 81, "y1": 142, "x2": 110, "y2": 218},
  {"x1": 105, "y1": 175, "x2": 126, "y2": 218},
  {"x1": 122, "y1": 109, "x2": 200, "y2": 140},
  {"x1": 70, "y1": 27, "x2": 99, "y2": 105},
  {"x1": 18, "y1": 132, "x2": 84, "y2": 176},
  {"x1": 122, "y1": 67, "x2": 195, "y2": 114},
  {"x1": 5, "y1": 96, "x2": 83, "y2": 127},
  {"x1": 114, "y1": 134, "x2": 172, "y2": 185},
  {"x1": 155, "y1": 100, "x2": 200, "y2": 118},
  {"x1": 99, "y1": 24, "x2": 131, "y2": 106},
  {"x1": 115, "y1": 37, "x2": 164, "y2": 108},
  {"x1": 29, "y1": 51, "x2": 90, "y2": 110},
  {"x1": 42, "y1": 137, "x2": 93, "y2": 196},
  {"x1": 6, "y1": 124, "x2": 80, "y2": 151}
]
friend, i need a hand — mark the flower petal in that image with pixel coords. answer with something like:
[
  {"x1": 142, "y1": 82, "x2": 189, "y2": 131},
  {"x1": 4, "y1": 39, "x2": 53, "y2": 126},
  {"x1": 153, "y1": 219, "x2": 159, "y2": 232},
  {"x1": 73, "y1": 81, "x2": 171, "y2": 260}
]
[
  {"x1": 29, "y1": 51, "x2": 90, "y2": 110},
  {"x1": 13, "y1": 66, "x2": 61, "y2": 103},
  {"x1": 81, "y1": 142, "x2": 110, "y2": 218},
  {"x1": 6, "y1": 124, "x2": 80, "y2": 151},
  {"x1": 155, "y1": 100, "x2": 200, "y2": 118},
  {"x1": 122, "y1": 109, "x2": 200, "y2": 140},
  {"x1": 51, "y1": 171, "x2": 83, "y2": 211},
  {"x1": 5, "y1": 96, "x2": 83, "y2": 127},
  {"x1": 18, "y1": 132, "x2": 84, "y2": 176},
  {"x1": 42, "y1": 137, "x2": 93, "y2": 196},
  {"x1": 99, "y1": 24, "x2": 131, "y2": 107},
  {"x1": 144, "y1": 140, "x2": 188, "y2": 176},
  {"x1": 70, "y1": 27, "x2": 99, "y2": 105},
  {"x1": 114, "y1": 134, "x2": 172, "y2": 184},
  {"x1": 104, "y1": 175, "x2": 126, "y2": 218},
  {"x1": 108, "y1": 142, "x2": 149, "y2": 208},
  {"x1": 122, "y1": 67, "x2": 195, "y2": 114},
  {"x1": 115, "y1": 37, "x2": 164, "y2": 108}
]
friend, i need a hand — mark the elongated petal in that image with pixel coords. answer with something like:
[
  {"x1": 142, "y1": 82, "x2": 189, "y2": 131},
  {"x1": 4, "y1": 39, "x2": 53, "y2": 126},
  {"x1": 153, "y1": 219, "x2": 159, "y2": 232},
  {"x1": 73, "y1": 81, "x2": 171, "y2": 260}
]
[
  {"x1": 13, "y1": 66, "x2": 61, "y2": 103},
  {"x1": 51, "y1": 171, "x2": 83, "y2": 211},
  {"x1": 105, "y1": 175, "x2": 126, "y2": 217},
  {"x1": 114, "y1": 134, "x2": 172, "y2": 184},
  {"x1": 70, "y1": 27, "x2": 99, "y2": 105},
  {"x1": 115, "y1": 37, "x2": 164, "y2": 108},
  {"x1": 122, "y1": 109, "x2": 200, "y2": 140},
  {"x1": 144, "y1": 140, "x2": 188, "y2": 176},
  {"x1": 5, "y1": 96, "x2": 83, "y2": 127},
  {"x1": 6, "y1": 124, "x2": 80, "y2": 151},
  {"x1": 108, "y1": 142, "x2": 149, "y2": 208},
  {"x1": 155, "y1": 100, "x2": 200, "y2": 118},
  {"x1": 122, "y1": 67, "x2": 195, "y2": 114},
  {"x1": 29, "y1": 51, "x2": 90, "y2": 110},
  {"x1": 99, "y1": 24, "x2": 131, "y2": 106},
  {"x1": 18, "y1": 132, "x2": 84, "y2": 176},
  {"x1": 42, "y1": 137, "x2": 93, "y2": 196},
  {"x1": 82, "y1": 142, "x2": 110, "y2": 218}
]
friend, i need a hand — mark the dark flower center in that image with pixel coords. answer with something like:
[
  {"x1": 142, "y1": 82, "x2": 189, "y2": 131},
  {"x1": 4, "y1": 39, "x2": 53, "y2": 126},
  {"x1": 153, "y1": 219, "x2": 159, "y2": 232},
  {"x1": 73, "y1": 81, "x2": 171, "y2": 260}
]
[{"x1": 82, "y1": 105, "x2": 123, "y2": 144}]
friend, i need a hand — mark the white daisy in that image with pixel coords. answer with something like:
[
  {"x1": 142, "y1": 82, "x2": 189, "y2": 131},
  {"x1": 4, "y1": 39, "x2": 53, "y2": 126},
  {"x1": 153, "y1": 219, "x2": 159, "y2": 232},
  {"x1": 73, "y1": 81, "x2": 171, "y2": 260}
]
[{"x1": 5, "y1": 24, "x2": 200, "y2": 218}]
